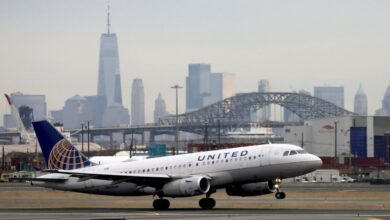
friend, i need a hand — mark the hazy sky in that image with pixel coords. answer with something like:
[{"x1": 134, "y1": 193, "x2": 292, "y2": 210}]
[{"x1": 1, "y1": 0, "x2": 390, "y2": 125}]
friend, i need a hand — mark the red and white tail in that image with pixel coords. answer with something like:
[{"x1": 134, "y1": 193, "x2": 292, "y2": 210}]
[{"x1": 4, "y1": 93, "x2": 34, "y2": 143}]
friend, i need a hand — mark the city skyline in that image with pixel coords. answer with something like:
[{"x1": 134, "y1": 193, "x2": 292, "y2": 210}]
[{"x1": 1, "y1": 0, "x2": 390, "y2": 125}]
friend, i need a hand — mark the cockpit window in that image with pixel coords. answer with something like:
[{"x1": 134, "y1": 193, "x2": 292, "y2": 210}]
[
  {"x1": 289, "y1": 150, "x2": 297, "y2": 155},
  {"x1": 297, "y1": 150, "x2": 307, "y2": 154},
  {"x1": 283, "y1": 151, "x2": 289, "y2": 156}
]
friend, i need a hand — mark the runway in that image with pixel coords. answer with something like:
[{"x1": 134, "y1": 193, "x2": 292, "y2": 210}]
[
  {"x1": 1, "y1": 183, "x2": 390, "y2": 219},
  {"x1": 1, "y1": 208, "x2": 390, "y2": 220}
]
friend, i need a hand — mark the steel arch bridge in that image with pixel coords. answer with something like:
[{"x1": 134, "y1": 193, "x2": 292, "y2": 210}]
[{"x1": 161, "y1": 92, "x2": 356, "y2": 128}]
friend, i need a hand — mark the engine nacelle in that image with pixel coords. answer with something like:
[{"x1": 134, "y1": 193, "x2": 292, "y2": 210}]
[
  {"x1": 162, "y1": 176, "x2": 210, "y2": 197},
  {"x1": 226, "y1": 181, "x2": 276, "y2": 197}
]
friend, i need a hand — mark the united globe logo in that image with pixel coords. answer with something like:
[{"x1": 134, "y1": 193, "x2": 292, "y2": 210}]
[{"x1": 48, "y1": 139, "x2": 90, "y2": 170}]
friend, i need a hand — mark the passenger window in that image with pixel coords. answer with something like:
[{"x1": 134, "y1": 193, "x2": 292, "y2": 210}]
[
  {"x1": 249, "y1": 156, "x2": 252, "y2": 160},
  {"x1": 283, "y1": 151, "x2": 289, "y2": 156},
  {"x1": 289, "y1": 150, "x2": 297, "y2": 155},
  {"x1": 156, "y1": 168, "x2": 159, "y2": 171}
]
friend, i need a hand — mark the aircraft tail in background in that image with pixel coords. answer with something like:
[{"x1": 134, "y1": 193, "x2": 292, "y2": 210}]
[{"x1": 4, "y1": 93, "x2": 35, "y2": 144}]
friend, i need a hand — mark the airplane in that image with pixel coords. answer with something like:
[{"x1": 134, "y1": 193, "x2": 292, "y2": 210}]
[{"x1": 30, "y1": 120, "x2": 322, "y2": 210}]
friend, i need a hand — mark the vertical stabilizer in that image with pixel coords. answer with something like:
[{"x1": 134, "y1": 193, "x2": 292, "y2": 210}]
[
  {"x1": 32, "y1": 120, "x2": 92, "y2": 170},
  {"x1": 4, "y1": 94, "x2": 34, "y2": 143}
]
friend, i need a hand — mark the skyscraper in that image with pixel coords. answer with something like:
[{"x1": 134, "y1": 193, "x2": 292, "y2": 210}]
[
  {"x1": 97, "y1": 5, "x2": 122, "y2": 107},
  {"x1": 131, "y1": 79, "x2": 145, "y2": 125},
  {"x1": 10, "y1": 92, "x2": 47, "y2": 123},
  {"x1": 314, "y1": 86, "x2": 344, "y2": 108},
  {"x1": 62, "y1": 95, "x2": 86, "y2": 129},
  {"x1": 354, "y1": 84, "x2": 368, "y2": 116},
  {"x1": 84, "y1": 95, "x2": 107, "y2": 127},
  {"x1": 114, "y1": 75, "x2": 122, "y2": 105},
  {"x1": 381, "y1": 86, "x2": 390, "y2": 115},
  {"x1": 258, "y1": 80, "x2": 271, "y2": 121},
  {"x1": 102, "y1": 104, "x2": 130, "y2": 127},
  {"x1": 154, "y1": 93, "x2": 168, "y2": 123},
  {"x1": 186, "y1": 64, "x2": 211, "y2": 112},
  {"x1": 203, "y1": 72, "x2": 236, "y2": 106}
]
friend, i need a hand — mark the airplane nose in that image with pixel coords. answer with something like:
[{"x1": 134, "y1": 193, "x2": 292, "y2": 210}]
[{"x1": 311, "y1": 154, "x2": 323, "y2": 169}]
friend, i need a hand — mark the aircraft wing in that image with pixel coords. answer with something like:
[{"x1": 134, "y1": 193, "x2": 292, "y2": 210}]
[
  {"x1": 55, "y1": 169, "x2": 184, "y2": 188},
  {"x1": 9, "y1": 177, "x2": 68, "y2": 183}
]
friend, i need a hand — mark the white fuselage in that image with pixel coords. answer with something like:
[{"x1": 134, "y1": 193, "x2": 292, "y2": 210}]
[{"x1": 34, "y1": 144, "x2": 322, "y2": 196}]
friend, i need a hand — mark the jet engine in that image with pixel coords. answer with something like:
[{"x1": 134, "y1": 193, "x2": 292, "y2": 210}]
[
  {"x1": 162, "y1": 176, "x2": 210, "y2": 197},
  {"x1": 226, "y1": 181, "x2": 276, "y2": 197}
]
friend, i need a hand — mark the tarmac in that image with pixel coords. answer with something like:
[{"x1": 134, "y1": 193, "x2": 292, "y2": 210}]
[{"x1": 1, "y1": 183, "x2": 390, "y2": 220}]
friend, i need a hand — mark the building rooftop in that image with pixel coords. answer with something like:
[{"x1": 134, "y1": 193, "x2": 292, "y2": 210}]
[{"x1": 355, "y1": 83, "x2": 366, "y2": 96}]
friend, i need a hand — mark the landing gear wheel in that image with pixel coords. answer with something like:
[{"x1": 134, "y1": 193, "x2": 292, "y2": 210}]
[
  {"x1": 153, "y1": 199, "x2": 170, "y2": 210},
  {"x1": 275, "y1": 192, "x2": 286, "y2": 199},
  {"x1": 199, "y1": 198, "x2": 216, "y2": 210}
]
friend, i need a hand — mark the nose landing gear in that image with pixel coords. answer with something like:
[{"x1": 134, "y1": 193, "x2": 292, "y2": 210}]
[
  {"x1": 274, "y1": 177, "x2": 286, "y2": 200},
  {"x1": 275, "y1": 191, "x2": 286, "y2": 199}
]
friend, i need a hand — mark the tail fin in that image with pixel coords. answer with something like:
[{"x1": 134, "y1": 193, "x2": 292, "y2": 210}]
[
  {"x1": 4, "y1": 93, "x2": 33, "y2": 143},
  {"x1": 32, "y1": 120, "x2": 92, "y2": 170}
]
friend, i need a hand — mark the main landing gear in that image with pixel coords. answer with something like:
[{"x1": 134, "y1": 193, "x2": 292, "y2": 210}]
[
  {"x1": 199, "y1": 198, "x2": 216, "y2": 210},
  {"x1": 199, "y1": 189, "x2": 216, "y2": 210},
  {"x1": 153, "y1": 190, "x2": 217, "y2": 210},
  {"x1": 274, "y1": 177, "x2": 286, "y2": 200},
  {"x1": 153, "y1": 198, "x2": 170, "y2": 210}
]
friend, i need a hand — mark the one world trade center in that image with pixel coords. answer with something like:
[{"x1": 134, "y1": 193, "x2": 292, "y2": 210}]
[{"x1": 97, "y1": 5, "x2": 122, "y2": 107}]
